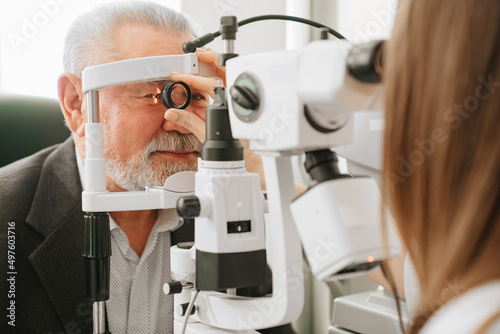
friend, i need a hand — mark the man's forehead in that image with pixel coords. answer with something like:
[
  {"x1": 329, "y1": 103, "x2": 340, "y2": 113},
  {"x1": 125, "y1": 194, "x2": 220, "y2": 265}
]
[
  {"x1": 113, "y1": 24, "x2": 193, "y2": 60},
  {"x1": 110, "y1": 80, "x2": 170, "y2": 92},
  {"x1": 137, "y1": 80, "x2": 169, "y2": 87}
]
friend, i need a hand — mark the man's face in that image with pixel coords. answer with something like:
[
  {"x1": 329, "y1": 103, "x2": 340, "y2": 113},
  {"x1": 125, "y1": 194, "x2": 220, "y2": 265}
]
[{"x1": 95, "y1": 25, "x2": 209, "y2": 191}]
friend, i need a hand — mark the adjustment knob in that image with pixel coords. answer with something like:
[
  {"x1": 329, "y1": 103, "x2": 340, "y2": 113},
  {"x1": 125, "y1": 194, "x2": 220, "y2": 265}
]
[
  {"x1": 230, "y1": 85, "x2": 259, "y2": 110},
  {"x1": 230, "y1": 73, "x2": 261, "y2": 122},
  {"x1": 182, "y1": 41, "x2": 197, "y2": 54},
  {"x1": 163, "y1": 281, "x2": 183, "y2": 295},
  {"x1": 176, "y1": 196, "x2": 201, "y2": 218}
]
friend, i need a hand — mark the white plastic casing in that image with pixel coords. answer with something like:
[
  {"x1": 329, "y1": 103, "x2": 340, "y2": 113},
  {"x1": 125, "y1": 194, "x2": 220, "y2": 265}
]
[
  {"x1": 187, "y1": 155, "x2": 304, "y2": 331},
  {"x1": 82, "y1": 53, "x2": 218, "y2": 93},
  {"x1": 290, "y1": 177, "x2": 400, "y2": 281},
  {"x1": 82, "y1": 171, "x2": 195, "y2": 212},
  {"x1": 226, "y1": 40, "x2": 385, "y2": 153},
  {"x1": 194, "y1": 160, "x2": 265, "y2": 254},
  {"x1": 226, "y1": 46, "x2": 353, "y2": 152},
  {"x1": 170, "y1": 245, "x2": 196, "y2": 283},
  {"x1": 169, "y1": 245, "x2": 197, "y2": 324},
  {"x1": 297, "y1": 40, "x2": 383, "y2": 112}
]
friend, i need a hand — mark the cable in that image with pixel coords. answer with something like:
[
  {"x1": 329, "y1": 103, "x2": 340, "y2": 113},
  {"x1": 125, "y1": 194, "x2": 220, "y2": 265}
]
[
  {"x1": 180, "y1": 289, "x2": 200, "y2": 334},
  {"x1": 183, "y1": 14, "x2": 346, "y2": 53},
  {"x1": 237, "y1": 15, "x2": 346, "y2": 40}
]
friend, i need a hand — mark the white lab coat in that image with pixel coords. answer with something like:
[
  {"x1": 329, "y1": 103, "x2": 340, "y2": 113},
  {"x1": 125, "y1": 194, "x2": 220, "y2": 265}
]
[{"x1": 404, "y1": 255, "x2": 500, "y2": 333}]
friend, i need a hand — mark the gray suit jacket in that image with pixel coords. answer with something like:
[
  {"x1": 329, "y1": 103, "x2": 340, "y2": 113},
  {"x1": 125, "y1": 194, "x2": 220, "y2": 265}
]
[{"x1": 1, "y1": 137, "x2": 93, "y2": 333}]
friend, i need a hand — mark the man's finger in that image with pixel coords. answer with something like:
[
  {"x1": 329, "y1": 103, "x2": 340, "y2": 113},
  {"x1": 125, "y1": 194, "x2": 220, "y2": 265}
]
[
  {"x1": 171, "y1": 73, "x2": 222, "y2": 98},
  {"x1": 164, "y1": 109, "x2": 206, "y2": 142},
  {"x1": 196, "y1": 50, "x2": 220, "y2": 67},
  {"x1": 196, "y1": 49, "x2": 227, "y2": 86}
]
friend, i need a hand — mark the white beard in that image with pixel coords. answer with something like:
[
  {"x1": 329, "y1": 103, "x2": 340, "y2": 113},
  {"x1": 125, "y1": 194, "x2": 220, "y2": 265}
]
[{"x1": 103, "y1": 130, "x2": 202, "y2": 191}]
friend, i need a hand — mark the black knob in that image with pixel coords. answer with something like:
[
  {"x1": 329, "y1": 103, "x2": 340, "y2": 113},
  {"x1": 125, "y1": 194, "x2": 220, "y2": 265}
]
[
  {"x1": 177, "y1": 196, "x2": 201, "y2": 218},
  {"x1": 220, "y1": 16, "x2": 238, "y2": 39},
  {"x1": 182, "y1": 41, "x2": 197, "y2": 54},
  {"x1": 163, "y1": 281, "x2": 183, "y2": 295},
  {"x1": 230, "y1": 73, "x2": 261, "y2": 122},
  {"x1": 230, "y1": 85, "x2": 259, "y2": 111}
]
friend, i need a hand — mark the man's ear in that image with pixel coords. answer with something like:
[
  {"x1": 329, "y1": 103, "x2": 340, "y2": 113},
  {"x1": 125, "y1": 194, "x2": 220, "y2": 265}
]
[{"x1": 58, "y1": 73, "x2": 85, "y2": 137}]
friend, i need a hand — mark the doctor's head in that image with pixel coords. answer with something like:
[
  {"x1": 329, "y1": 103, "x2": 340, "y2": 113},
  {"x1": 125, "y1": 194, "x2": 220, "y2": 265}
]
[
  {"x1": 57, "y1": 2, "x2": 205, "y2": 191},
  {"x1": 383, "y1": 0, "x2": 500, "y2": 332}
]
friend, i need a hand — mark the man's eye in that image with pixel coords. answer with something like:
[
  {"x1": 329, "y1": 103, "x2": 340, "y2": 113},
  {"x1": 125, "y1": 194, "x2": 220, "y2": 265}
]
[
  {"x1": 142, "y1": 93, "x2": 161, "y2": 104},
  {"x1": 192, "y1": 93, "x2": 206, "y2": 101}
]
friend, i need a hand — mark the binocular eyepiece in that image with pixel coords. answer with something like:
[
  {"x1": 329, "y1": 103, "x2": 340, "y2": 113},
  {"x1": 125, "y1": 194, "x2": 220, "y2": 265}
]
[{"x1": 160, "y1": 81, "x2": 192, "y2": 109}]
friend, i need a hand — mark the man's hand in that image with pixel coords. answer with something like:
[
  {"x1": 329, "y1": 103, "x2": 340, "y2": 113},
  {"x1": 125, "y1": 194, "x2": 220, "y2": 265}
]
[
  {"x1": 163, "y1": 49, "x2": 267, "y2": 181},
  {"x1": 163, "y1": 49, "x2": 305, "y2": 195},
  {"x1": 164, "y1": 49, "x2": 224, "y2": 142}
]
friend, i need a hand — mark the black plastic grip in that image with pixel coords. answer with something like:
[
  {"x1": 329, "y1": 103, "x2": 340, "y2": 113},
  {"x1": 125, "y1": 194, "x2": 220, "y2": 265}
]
[{"x1": 83, "y1": 212, "x2": 111, "y2": 301}]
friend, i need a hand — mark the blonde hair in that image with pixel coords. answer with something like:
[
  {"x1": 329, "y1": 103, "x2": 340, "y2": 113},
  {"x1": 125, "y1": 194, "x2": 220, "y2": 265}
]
[{"x1": 383, "y1": 0, "x2": 500, "y2": 332}]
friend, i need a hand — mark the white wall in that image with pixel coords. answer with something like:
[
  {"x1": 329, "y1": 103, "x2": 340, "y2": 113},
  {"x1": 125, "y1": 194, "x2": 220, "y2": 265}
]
[
  {"x1": 313, "y1": 0, "x2": 396, "y2": 42},
  {"x1": 180, "y1": 0, "x2": 287, "y2": 55}
]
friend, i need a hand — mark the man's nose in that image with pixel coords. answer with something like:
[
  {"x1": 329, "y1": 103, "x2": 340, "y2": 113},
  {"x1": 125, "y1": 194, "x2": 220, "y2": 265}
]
[{"x1": 161, "y1": 115, "x2": 191, "y2": 134}]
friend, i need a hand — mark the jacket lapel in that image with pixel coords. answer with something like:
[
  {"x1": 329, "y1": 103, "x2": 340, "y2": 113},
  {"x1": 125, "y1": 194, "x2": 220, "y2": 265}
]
[{"x1": 26, "y1": 138, "x2": 93, "y2": 332}]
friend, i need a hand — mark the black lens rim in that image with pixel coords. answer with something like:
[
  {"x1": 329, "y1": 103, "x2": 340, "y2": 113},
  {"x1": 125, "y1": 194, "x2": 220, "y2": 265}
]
[{"x1": 161, "y1": 81, "x2": 192, "y2": 109}]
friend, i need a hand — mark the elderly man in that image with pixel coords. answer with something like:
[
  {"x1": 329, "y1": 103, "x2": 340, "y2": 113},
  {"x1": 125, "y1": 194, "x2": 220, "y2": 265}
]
[{"x1": 0, "y1": 2, "x2": 286, "y2": 333}]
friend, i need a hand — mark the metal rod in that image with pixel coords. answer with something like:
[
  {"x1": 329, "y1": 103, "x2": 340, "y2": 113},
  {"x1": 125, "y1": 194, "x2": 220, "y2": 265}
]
[
  {"x1": 93, "y1": 301, "x2": 106, "y2": 334},
  {"x1": 224, "y1": 39, "x2": 235, "y2": 54},
  {"x1": 87, "y1": 91, "x2": 100, "y2": 123}
]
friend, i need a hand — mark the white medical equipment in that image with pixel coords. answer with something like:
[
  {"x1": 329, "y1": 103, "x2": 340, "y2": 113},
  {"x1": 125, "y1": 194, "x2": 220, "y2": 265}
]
[{"x1": 81, "y1": 15, "x2": 401, "y2": 334}]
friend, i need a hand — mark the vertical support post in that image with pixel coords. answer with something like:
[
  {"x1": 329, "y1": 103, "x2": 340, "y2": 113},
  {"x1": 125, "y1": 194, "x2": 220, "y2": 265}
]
[
  {"x1": 85, "y1": 90, "x2": 106, "y2": 192},
  {"x1": 93, "y1": 301, "x2": 106, "y2": 334},
  {"x1": 260, "y1": 153, "x2": 304, "y2": 318},
  {"x1": 83, "y1": 91, "x2": 111, "y2": 334}
]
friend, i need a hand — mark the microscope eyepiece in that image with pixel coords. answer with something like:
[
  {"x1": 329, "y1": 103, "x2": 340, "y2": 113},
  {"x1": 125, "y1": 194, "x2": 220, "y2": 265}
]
[
  {"x1": 304, "y1": 150, "x2": 350, "y2": 184},
  {"x1": 346, "y1": 40, "x2": 385, "y2": 83}
]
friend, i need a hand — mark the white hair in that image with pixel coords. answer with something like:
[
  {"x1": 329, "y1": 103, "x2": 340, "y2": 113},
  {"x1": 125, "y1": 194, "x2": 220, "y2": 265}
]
[{"x1": 63, "y1": 1, "x2": 198, "y2": 77}]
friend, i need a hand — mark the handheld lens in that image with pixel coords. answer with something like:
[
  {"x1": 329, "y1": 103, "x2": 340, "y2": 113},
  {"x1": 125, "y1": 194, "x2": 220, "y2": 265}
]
[{"x1": 161, "y1": 81, "x2": 192, "y2": 109}]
